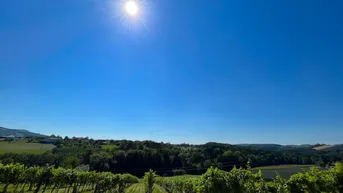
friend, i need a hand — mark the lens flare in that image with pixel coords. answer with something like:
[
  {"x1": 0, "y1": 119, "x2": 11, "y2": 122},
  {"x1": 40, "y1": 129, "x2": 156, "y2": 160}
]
[{"x1": 125, "y1": 1, "x2": 139, "y2": 16}]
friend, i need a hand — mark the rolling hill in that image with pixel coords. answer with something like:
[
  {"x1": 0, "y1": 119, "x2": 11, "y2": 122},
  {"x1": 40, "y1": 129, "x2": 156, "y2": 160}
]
[
  {"x1": 236, "y1": 143, "x2": 316, "y2": 152},
  {"x1": 236, "y1": 144, "x2": 284, "y2": 151},
  {"x1": 0, "y1": 126, "x2": 45, "y2": 137},
  {"x1": 313, "y1": 144, "x2": 343, "y2": 152}
]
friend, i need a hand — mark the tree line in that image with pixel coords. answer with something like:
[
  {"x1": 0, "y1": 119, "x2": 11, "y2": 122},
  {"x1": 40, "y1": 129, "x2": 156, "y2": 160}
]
[{"x1": 0, "y1": 138, "x2": 342, "y2": 176}]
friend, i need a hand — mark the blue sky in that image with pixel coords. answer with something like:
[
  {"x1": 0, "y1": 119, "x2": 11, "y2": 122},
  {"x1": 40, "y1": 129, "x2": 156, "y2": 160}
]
[{"x1": 0, "y1": 0, "x2": 342, "y2": 144}]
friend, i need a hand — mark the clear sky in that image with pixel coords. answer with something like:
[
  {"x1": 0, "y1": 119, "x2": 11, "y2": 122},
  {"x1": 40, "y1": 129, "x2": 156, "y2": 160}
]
[{"x1": 0, "y1": 0, "x2": 342, "y2": 144}]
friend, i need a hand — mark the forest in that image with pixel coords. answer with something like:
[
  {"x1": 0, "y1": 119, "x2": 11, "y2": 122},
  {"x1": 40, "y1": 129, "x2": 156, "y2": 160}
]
[{"x1": 0, "y1": 137, "x2": 342, "y2": 177}]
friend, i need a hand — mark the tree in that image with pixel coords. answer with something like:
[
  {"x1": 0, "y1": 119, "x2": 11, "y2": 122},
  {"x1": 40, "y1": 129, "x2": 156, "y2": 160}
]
[{"x1": 62, "y1": 156, "x2": 81, "y2": 169}]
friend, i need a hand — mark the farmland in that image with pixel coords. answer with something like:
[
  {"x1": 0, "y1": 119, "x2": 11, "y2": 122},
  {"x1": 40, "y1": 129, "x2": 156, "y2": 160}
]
[
  {"x1": 162, "y1": 165, "x2": 319, "y2": 180},
  {"x1": 251, "y1": 164, "x2": 318, "y2": 179},
  {"x1": 1, "y1": 138, "x2": 342, "y2": 177},
  {"x1": 0, "y1": 183, "x2": 167, "y2": 193},
  {"x1": 313, "y1": 144, "x2": 335, "y2": 150},
  {"x1": 125, "y1": 184, "x2": 167, "y2": 193},
  {"x1": 0, "y1": 138, "x2": 343, "y2": 193},
  {"x1": 1, "y1": 162, "x2": 343, "y2": 193},
  {"x1": 0, "y1": 140, "x2": 54, "y2": 154},
  {"x1": 4, "y1": 163, "x2": 343, "y2": 193},
  {"x1": 0, "y1": 184, "x2": 94, "y2": 193},
  {"x1": 163, "y1": 174, "x2": 200, "y2": 180},
  {"x1": 158, "y1": 165, "x2": 320, "y2": 180},
  {"x1": 101, "y1": 144, "x2": 119, "y2": 150}
]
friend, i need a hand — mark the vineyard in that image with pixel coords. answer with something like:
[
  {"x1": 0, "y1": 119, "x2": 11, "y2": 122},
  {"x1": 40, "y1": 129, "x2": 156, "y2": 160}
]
[{"x1": 1, "y1": 162, "x2": 343, "y2": 193}]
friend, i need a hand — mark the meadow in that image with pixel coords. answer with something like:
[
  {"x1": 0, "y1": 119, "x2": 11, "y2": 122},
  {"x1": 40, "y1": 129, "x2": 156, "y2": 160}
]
[
  {"x1": 0, "y1": 140, "x2": 55, "y2": 154},
  {"x1": 251, "y1": 164, "x2": 317, "y2": 179},
  {"x1": 162, "y1": 165, "x2": 318, "y2": 180}
]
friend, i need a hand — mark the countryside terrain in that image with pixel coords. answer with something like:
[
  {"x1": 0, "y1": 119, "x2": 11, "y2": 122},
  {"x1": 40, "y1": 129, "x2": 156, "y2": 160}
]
[
  {"x1": 0, "y1": 140, "x2": 55, "y2": 154},
  {"x1": 0, "y1": 127, "x2": 44, "y2": 137},
  {"x1": 1, "y1": 163, "x2": 343, "y2": 193},
  {"x1": 1, "y1": 126, "x2": 343, "y2": 192}
]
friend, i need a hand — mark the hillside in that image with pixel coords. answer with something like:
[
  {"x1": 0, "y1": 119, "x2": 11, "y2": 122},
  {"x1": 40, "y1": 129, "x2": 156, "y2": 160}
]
[
  {"x1": 1, "y1": 139, "x2": 342, "y2": 178},
  {"x1": 313, "y1": 145, "x2": 335, "y2": 151},
  {"x1": 236, "y1": 143, "x2": 314, "y2": 152},
  {"x1": 0, "y1": 126, "x2": 45, "y2": 137},
  {"x1": 314, "y1": 144, "x2": 343, "y2": 152},
  {"x1": 246, "y1": 143, "x2": 343, "y2": 152},
  {"x1": 236, "y1": 144, "x2": 283, "y2": 151}
]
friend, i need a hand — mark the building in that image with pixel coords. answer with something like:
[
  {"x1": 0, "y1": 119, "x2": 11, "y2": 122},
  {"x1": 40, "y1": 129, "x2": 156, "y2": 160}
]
[{"x1": 4, "y1": 135, "x2": 19, "y2": 141}]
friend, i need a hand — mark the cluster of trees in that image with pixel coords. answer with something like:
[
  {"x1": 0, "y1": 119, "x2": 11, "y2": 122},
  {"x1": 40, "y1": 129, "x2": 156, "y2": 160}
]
[
  {"x1": 0, "y1": 163, "x2": 138, "y2": 193},
  {"x1": 152, "y1": 163, "x2": 343, "y2": 193},
  {"x1": 0, "y1": 139, "x2": 342, "y2": 176}
]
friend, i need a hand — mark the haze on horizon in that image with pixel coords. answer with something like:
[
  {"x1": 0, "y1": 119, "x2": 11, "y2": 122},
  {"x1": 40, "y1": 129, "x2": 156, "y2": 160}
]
[{"x1": 0, "y1": 0, "x2": 342, "y2": 145}]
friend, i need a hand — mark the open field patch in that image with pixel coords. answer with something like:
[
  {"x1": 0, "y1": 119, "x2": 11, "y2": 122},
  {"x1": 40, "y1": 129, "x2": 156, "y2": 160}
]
[
  {"x1": 313, "y1": 145, "x2": 335, "y2": 150},
  {"x1": 0, "y1": 141, "x2": 54, "y2": 154},
  {"x1": 252, "y1": 164, "x2": 321, "y2": 179}
]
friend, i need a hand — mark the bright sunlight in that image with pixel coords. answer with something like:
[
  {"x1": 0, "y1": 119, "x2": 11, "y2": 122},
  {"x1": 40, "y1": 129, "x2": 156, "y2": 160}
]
[{"x1": 125, "y1": 1, "x2": 139, "y2": 16}]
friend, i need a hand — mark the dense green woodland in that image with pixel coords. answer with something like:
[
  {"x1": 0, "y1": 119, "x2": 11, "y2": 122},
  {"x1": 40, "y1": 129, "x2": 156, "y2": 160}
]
[
  {"x1": 0, "y1": 138, "x2": 342, "y2": 177},
  {"x1": 1, "y1": 162, "x2": 343, "y2": 193}
]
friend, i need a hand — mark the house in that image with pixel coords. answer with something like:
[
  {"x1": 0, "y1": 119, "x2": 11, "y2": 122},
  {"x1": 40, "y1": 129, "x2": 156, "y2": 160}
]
[{"x1": 4, "y1": 135, "x2": 19, "y2": 141}]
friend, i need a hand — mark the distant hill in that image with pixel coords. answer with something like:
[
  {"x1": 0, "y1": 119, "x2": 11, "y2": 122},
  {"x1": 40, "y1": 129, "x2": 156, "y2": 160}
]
[
  {"x1": 236, "y1": 144, "x2": 315, "y2": 152},
  {"x1": 313, "y1": 144, "x2": 343, "y2": 152},
  {"x1": 313, "y1": 145, "x2": 334, "y2": 151},
  {"x1": 0, "y1": 127, "x2": 45, "y2": 137},
  {"x1": 237, "y1": 143, "x2": 343, "y2": 152},
  {"x1": 236, "y1": 144, "x2": 283, "y2": 151}
]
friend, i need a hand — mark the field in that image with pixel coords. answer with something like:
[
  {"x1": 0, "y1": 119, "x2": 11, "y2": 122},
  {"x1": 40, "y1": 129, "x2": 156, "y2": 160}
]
[
  {"x1": 252, "y1": 164, "x2": 317, "y2": 179},
  {"x1": 163, "y1": 174, "x2": 200, "y2": 180},
  {"x1": 155, "y1": 165, "x2": 317, "y2": 180},
  {"x1": 0, "y1": 185, "x2": 95, "y2": 193},
  {"x1": 0, "y1": 183, "x2": 167, "y2": 193},
  {"x1": 0, "y1": 163, "x2": 339, "y2": 193},
  {"x1": 0, "y1": 140, "x2": 55, "y2": 154},
  {"x1": 125, "y1": 184, "x2": 167, "y2": 193},
  {"x1": 313, "y1": 145, "x2": 335, "y2": 150},
  {"x1": 101, "y1": 144, "x2": 119, "y2": 150},
  {"x1": 161, "y1": 165, "x2": 318, "y2": 180}
]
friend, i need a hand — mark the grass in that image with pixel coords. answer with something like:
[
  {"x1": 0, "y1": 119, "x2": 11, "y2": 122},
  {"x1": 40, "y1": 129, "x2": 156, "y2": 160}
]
[
  {"x1": 163, "y1": 165, "x2": 319, "y2": 180},
  {"x1": 313, "y1": 145, "x2": 335, "y2": 150},
  {"x1": 0, "y1": 140, "x2": 55, "y2": 154},
  {"x1": 252, "y1": 164, "x2": 318, "y2": 180},
  {"x1": 125, "y1": 183, "x2": 144, "y2": 193},
  {"x1": 101, "y1": 144, "x2": 119, "y2": 150},
  {"x1": 252, "y1": 164, "x2": 314, "y2": 170},
  {"x1": 164, "y1": 174, "x2": 200, "y2": 179},
  {"x1": 0, "y1": 184, "x2": 93, "y2": 193},
  {"x1": 162, "y1": 165, "x2": 316, "y2": 180},
  {"x1": 125, "y1": 183, "x2": 167, "y2": 193},
  {"x1": 0, "y1": 183, "x2": 168, "y2": 193},
  {"x1": 0, "y1": 164, "x2": 321, "y2": 193},
  {"x1": 0, "y1": 183, "x2": 167, "y2": 193}
]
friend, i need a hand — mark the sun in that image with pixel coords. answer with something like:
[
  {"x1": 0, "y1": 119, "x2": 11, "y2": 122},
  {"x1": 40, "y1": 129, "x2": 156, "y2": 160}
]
[{"x1": 125, "y1": 1, "x2": 139, "y2": 16}]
